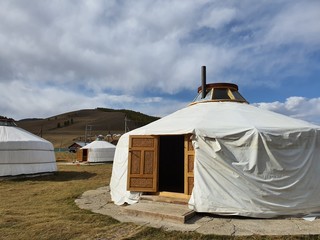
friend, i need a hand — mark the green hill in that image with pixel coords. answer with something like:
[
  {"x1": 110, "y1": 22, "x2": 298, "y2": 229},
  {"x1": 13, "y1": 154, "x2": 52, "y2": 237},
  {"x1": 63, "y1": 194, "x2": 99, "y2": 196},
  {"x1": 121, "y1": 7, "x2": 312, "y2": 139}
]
[{"x1": 17, "y1": 108, "x2": 159, "y2": 148}]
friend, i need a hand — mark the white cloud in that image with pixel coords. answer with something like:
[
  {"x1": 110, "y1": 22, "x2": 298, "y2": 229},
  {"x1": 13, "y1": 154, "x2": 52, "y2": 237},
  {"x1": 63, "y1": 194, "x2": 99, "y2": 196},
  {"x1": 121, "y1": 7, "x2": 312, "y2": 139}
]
[
  {"x1": 199, "y1": 8, "x2": 236, "y2": 29},
  {"x1": 0, "y1": 80, "x2": 177, "y2": 120},
  {"x1": 265, "y1": 1, "x2": 320, "y2": 46},
  {"x1": 254, "y1": 97, "x2": 320, "y2": 124},
  {"x1": 0, "y1": 1, "x2": 319, "y2": 121}
]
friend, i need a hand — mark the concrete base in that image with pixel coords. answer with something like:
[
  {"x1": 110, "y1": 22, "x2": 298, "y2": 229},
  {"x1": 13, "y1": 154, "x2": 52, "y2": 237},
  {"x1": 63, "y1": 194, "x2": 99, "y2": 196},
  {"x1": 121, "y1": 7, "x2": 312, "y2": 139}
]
[{"x1": 75, "y1": 186, "x2": 320, "y2": 236}]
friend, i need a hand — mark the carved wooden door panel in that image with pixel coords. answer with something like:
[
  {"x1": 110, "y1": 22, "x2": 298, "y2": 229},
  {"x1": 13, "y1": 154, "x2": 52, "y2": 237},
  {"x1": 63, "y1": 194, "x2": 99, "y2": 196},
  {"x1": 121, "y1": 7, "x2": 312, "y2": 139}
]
[
  {"x1": 77, "y1": 149, "x2": 83, "y2": 161},
  {"x1": 184, "y1": 134, "x2": 195, "y2": 195},
  {"x1": 127, "y1": 135, "x2": 159, "y2": 192}
]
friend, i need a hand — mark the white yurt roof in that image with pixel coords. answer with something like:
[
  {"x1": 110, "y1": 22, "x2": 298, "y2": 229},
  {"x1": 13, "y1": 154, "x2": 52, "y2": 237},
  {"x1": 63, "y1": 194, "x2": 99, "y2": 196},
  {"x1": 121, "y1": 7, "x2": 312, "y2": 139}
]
[
  {"x1": 82, "y1": 139, "x2": 115, "y2": 163},
  {"x1": 0, "y1": 125, "x2": 57, "y2": 176},
  {"x1": 110, "y1": 91, "x2": 320, "y2": 218},
  {"x1": 82, "y1": 140, "x2": 116, "y2": 149},
  {"x1": 126, "y1": 101, "x2": 319, "y2": 134}
]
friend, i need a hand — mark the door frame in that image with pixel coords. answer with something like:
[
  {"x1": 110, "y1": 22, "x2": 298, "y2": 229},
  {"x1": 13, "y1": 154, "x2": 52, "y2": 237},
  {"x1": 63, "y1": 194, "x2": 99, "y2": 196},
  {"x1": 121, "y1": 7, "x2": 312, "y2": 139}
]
[{"x1": 127, "y1": 134, "x2": 195, "y2": 197}]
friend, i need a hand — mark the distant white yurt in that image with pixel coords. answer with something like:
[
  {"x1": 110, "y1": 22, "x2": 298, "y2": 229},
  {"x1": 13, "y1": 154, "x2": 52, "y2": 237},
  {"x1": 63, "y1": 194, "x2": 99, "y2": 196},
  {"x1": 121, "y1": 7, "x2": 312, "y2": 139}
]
[
  {"x1": 110, "y1": 67, "x2": 320, "y2": 218},
  {"x1": 0, "y1": 118, "x2": 57, "y2": 176},
  {"x1": 81, "y1": 136, "x2": 116, "y2": 163}
]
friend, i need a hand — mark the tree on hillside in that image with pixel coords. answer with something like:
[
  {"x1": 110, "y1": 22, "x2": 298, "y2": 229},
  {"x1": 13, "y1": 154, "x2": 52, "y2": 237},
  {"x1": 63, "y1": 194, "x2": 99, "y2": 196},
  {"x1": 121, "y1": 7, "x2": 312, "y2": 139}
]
[
  {"x1": 64, "y1": 120, "x2": 70, "y2": 127},
  {"x1": 96, "y1": 107, "x2": 159, "y2": 125}
]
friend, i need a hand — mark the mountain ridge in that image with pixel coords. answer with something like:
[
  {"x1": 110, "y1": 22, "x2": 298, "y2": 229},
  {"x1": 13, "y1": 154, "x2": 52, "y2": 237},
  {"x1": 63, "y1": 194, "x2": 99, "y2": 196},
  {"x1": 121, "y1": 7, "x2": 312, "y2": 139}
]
[{"x1": 16, "y1": 108, "x2": 159, "y2": 148}]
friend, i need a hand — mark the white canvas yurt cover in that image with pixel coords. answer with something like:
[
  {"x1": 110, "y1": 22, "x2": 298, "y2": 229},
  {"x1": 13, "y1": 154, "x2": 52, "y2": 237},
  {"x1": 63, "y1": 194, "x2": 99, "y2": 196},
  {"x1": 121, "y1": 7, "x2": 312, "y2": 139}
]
[
  {"x1": 82, "y1": 137, "x2": 116, "y2": 162},
  {"x1": 110, "y1": 79, "x2": 320, "y2": 218},
  {"x1": 0, "y1": 119, "x2": 57, "y2": 176}
]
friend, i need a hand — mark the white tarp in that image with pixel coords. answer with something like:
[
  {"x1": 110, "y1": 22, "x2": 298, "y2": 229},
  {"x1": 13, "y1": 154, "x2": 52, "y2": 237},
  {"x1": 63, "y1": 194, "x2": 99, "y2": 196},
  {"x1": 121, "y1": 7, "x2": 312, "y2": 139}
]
[
  {"x1": 0, "y1": 126, "x2": 57, "y2": 176},
  {"x1": 82, "y1": 140, "x2": 115, "y2": 162},
  {"x1": 110, "y1": 102, "x2": 320, "y2": 218}
]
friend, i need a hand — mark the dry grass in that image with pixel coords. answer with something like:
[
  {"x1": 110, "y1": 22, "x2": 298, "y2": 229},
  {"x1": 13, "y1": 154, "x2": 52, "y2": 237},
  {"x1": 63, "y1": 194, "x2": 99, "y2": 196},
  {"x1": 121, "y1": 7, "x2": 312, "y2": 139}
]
[
  {"x1": 0, "y1": 164, "x2": 142, "y2": 240},
  {"x1": 1, "y1": 164, "x2": 319, "y2": 240},
  {"x1": 55, "y1": 152, "x2": 77, "y2": 162}
]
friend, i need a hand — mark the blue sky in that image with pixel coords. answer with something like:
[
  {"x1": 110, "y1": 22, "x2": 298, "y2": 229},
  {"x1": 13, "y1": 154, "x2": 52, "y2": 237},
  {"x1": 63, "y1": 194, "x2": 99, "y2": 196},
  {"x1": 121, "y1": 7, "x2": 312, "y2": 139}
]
[{"x1": 0, "y1": 0, "x2": 320, "y2": 124}]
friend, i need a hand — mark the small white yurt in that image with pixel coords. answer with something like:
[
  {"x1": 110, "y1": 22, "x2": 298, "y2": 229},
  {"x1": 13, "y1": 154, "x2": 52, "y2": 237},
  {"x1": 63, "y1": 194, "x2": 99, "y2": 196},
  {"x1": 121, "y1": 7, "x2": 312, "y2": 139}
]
[
  {"x1": 81, "y1": 136, "x2": 116, "y2": 163},
  {"x1": 0, "y1": 118, "x2": 57, "y2": 176},
  {"x1": 110, "y1": 67, "x2": 320, "y2": 218}
]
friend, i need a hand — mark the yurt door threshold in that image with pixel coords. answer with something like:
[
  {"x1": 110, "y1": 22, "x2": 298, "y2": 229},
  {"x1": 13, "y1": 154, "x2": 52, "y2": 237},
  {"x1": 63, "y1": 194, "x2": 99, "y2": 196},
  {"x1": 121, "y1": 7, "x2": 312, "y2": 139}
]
[{"x1": 127, "y1": 134, "x2": 194, "y2": 200}]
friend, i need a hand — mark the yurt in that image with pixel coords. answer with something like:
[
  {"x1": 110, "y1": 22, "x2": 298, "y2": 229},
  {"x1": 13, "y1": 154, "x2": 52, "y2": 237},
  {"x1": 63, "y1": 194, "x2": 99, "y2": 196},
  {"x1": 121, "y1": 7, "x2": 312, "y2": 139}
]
[
  {"x1": 0, "y1": 118, "x2": 57, "y2": 176},
  {"x1": 110, "y1": 67, "x2": 320, "y2": 218},
  {"x1": 79, "y1": 136, "x2": 116, "y2": 163}
]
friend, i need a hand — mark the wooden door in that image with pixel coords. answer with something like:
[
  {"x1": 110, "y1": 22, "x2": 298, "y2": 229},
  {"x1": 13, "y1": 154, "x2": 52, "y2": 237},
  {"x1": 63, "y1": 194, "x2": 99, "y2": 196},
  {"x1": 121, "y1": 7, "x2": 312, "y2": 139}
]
[
  {"x1": 77, "y1": 149, "x2": 87, "y2": 162},
  {"x1": 76, "y1": 149, "x2": 83, "y2": 161},
  {"x1": 127, "y1": 135, "x2": 159, "y2": 192},
  {"x1": 184, "y1": 134, "x2": 194, "y2": 195}
]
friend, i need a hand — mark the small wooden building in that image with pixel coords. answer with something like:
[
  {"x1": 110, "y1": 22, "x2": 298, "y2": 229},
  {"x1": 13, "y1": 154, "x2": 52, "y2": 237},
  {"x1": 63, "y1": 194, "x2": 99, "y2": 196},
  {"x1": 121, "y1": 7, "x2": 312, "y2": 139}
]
[{"x1": 68, "y1": 142, "x2": 86, "y2": 153}]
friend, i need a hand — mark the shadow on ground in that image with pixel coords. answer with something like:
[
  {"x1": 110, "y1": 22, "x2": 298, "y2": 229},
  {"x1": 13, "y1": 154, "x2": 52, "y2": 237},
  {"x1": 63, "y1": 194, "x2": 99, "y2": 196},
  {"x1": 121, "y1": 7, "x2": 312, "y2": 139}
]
[{"x1": 5, "y1": 171, "x2": 97, "y2": 182}]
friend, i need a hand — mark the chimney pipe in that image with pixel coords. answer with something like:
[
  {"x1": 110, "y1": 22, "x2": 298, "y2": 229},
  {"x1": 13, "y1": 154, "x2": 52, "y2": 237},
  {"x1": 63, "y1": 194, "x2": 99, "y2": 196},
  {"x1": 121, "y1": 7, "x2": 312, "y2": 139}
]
[{"x1": 201, "y1": 66, "x2": 206, "y2": 99}]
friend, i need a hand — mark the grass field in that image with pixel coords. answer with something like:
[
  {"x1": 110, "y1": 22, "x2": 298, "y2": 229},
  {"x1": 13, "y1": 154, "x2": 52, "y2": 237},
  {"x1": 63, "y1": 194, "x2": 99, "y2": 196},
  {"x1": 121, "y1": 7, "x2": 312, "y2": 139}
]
[{"x1": 1, "y1": 164, "x2": 319, "y2": 240}]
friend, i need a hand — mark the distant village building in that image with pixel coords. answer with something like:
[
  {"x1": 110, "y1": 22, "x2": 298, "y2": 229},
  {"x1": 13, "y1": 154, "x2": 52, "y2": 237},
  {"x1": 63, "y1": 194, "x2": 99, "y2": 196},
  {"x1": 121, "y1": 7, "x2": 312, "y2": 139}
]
[{"x1": 68, "y1": 142, "x2": 86, "y2": 153}]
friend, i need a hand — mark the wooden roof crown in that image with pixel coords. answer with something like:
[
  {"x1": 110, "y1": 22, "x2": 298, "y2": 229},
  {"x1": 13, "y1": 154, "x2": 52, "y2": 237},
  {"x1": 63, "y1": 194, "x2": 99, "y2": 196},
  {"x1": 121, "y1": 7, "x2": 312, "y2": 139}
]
[
  {"x1": 192, "y1": 82, "x2": 248, "y2": 104},
  {"x1": 191, "y1": 66, "x2": 248, "y2": 104}
]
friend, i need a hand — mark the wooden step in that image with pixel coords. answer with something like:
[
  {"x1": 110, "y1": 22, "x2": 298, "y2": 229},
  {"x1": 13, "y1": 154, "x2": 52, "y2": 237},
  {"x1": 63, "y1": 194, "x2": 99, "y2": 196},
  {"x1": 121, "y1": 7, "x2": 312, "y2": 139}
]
[
  {"x1": 140, "y1": 194, "x2": 189, "y2": 205},
  {"x1": 122, "y1": 201, "x2": 196, "y2": 224}
]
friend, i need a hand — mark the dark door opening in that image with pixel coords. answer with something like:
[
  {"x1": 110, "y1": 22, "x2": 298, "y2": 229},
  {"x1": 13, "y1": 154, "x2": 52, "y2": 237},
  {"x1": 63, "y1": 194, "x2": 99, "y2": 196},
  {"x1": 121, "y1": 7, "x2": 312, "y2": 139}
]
[
  {"x1": 82, "y1": 149, "x2": 88, "y2": 161},
  {"x1": 159, "y1": 135, "x2": 184, "y2": 193}
]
